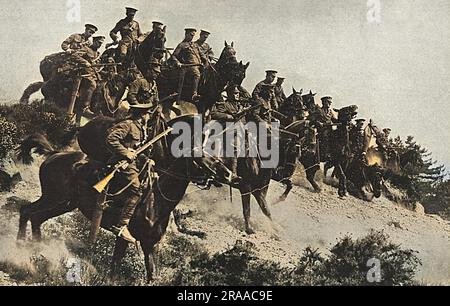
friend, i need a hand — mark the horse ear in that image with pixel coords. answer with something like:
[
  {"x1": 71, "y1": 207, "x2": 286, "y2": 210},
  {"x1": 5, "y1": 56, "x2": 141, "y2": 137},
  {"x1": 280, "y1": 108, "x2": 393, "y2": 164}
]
[
  {"x1": 225, "y1": 40, "x2": 228, "y2": 47},
  {"x1": 231, "y1": 42, "x2": 234, "y2": 47},
  {"x1": 239, "y1": 60, "x2": 243, "y2": 65},
  {"x1": 163, "y1": 26, "x2": 167, "y2": 33},
  {"x1": 300, "y1": 88, "x2": 303, "y2": 95},
  {"x1": 309, "y1": 90, "x2": 313, "y2": 95},
  {"x1": 292, "y1": 87, "x2": 297, "y2": 94},
  {"x1": 245, "y1": 62, "x2": 250, "y2": 68}
]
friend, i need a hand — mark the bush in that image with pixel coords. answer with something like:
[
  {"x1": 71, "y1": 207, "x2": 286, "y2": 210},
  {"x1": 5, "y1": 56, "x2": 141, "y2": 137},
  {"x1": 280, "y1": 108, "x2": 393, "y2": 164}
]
[
  {"x1": 290, "y1": 230, "x2": 421, "y2": 286},
  {"x1": 0, "y1": 117, "x2": 18, "y2": 159},
  {"x1": 0, "y1": 100, "x2": 76, "y2": 149}
]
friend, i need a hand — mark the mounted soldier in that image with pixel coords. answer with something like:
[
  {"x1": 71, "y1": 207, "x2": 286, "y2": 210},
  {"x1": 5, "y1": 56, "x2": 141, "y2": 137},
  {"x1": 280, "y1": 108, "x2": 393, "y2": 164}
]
[
  {"x1": 110, "y1": 7, "x2": 143, "y2": 62},
  {"x1": 127, "y1": 60, "x2": 161, "y2": 106},
  {"x1": 145, "y1": 21, "x2": 167, "y2": 62},
  {"x1": 106, "y1": 103, "x2": 159, "y2": 243},
  {"x1": 252, "y1": 70, "x2": 278, "y2": 122},
  {"x1": 195, "y1": 30, "x2": 215, "y2": 62},
  {"x1": 274, "y1": 77, "x2": 287, "y2": 108},
  {"x1": 349, "y1": 118, "x2": 366, "y2": 159},
  {"x1": 210, "y1": 85, "x2": 247, "y2": 180},
  {"x1": 320, "y1": 96, "x2": 338, "y2": 123},
  {"x1": 170, "y1": 28, "x2": 208, "y2": 102},
  {"x1": 61, "y1": 23, "x2": 97, "y2": 52}
]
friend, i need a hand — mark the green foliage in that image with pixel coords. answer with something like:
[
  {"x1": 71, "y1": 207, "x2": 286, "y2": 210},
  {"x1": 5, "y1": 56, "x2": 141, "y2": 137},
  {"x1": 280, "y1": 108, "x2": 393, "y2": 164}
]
[
  {"x1": 0, "y1": 100, "x2": 75, "y2": 149},
  {"x1": 386, "y1": 135, "x2": 446, "y2": 203},
  {"x1": 160, "y1": 231, "x2": 420, "y2": 286},
  {"x1": 290, "y1": 230, "x2": 421, "y2": 286}
]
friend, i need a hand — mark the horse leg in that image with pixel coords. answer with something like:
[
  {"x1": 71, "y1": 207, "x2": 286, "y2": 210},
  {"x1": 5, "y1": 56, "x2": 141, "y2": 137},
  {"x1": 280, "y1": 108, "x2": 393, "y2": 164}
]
[
  {"x1": 253, "y1": 188, "x2": 272, "y2": 221},
  {"x1": 140, "y1": 240, "x2": 158, "y2": 283},
  {"x1": 306, "y1": 165, "x2": 321, "y2": 192},
  {"x1": 17, "y1": 198, "x2": 43, "y2": 240},
  {"x1": 278, "y1": 178, "x2": 292, "y2": 202},
  {"x1": 335, "y1": 164, "x2": 347, "y2": 197},
  {"x1": 29, "y1": 200, "x2": 75, "y2": 241},
  {"x1": 241, "y1": 192, "x2": 254, "y2": 235},
  {"x1": 110, "y1": 237, "x2": 129, "y2": 278}
]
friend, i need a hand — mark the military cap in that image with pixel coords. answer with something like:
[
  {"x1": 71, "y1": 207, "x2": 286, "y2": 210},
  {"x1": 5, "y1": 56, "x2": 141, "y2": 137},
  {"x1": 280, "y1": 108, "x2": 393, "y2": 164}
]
[
  {"x1": 265, "y1": 70, "x2": 278, "y2": 74},
  {"x1": 185, "y1": 28, "x2": 197, "y2": 33},
  {"x1": 355, "y1": 119, "x2": 366, "y2": 123},
  {"x1": 129, "y1": 103, "x2": 154, "y2": 110},
  {"x1": 126, "y1": 7, "x2": 138, "y2": 14},
  {"x1": 383, "y1": 128, "x2": 392, "y2": 132},
  {"x1": 277, "y1": 77, "x2": 285, "y2": 80},
  {"x1": 200, "y1": 30, "x2": 211, "y2": 35},
  {"x1": 85, "y1": 24, "x2": 98, "y2": 32},
  {"x1": 152, "y1": 21, "x2": 164, "y2": 27},
  {"x1": 321, "y1": 96, "x2": 333, "y2": 101},
  {"x1": 93, "y1": 36, "x2": 105, "y2": 42},
  {"x1": 147, "y1": 59, "x2": 162, "y2": 72}
]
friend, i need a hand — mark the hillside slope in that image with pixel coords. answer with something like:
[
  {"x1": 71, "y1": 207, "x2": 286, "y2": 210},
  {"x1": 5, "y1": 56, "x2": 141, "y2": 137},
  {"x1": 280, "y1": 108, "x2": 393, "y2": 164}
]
[{"x1": 0, "y1": 159, "x2": 449, "y2": 285}]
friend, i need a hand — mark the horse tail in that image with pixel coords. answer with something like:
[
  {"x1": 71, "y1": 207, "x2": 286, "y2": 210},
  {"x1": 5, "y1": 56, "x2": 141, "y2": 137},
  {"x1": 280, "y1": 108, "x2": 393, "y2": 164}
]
[
  {"x1": 20, "y1": 81, "x2": 44, "y2": 104},
  {"x1": 16, "y1": 133, "x2": 57, "y2": 164}
]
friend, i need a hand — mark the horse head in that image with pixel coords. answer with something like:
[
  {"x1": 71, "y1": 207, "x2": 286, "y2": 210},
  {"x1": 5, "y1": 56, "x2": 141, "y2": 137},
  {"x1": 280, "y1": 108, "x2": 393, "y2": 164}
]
[
  {"x1": 285, "y1": 87, "x2": 304, "y2": 109},
  {"x1": 227, "y1": 60, "x2": 250, "y2": 86},
  {"x1": 216, "y1": 41, "x2": 238, "y2": 68},
  {"x1": 302, "y1": 90, "x2": 317, "y2": 108}
]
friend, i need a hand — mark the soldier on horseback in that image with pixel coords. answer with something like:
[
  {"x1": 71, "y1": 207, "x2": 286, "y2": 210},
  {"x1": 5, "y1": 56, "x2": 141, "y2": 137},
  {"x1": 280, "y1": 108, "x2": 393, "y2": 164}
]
[
  {"x1": 252, "y1": 70, "x2": 278, "y2": 122},
  {"x1": 106, "y1": 103, "x2": 158, "y2": 243},
  {"x1": 171, "y1": 28, "x2": 208, "y2": 102},
  {"x1": 349, "y1": 118, "x2": 367, "y2": 159},
  {"x1": 61, "y1": 24, "x2": 97, "y2": 52},
  {"x1": 210, "y1": 85, "x2": 247, "y2": 180},
  {"x1": 110, "y1": 7, "x2": 143, "y2": 62},
  {"x1": 195, "y1": 30, "x2": 215, "y2": 62},
  {"x1": 274, "y1": 77, "x2": 287, "y2": 108},
  {"x1": 127, "y1": 60, "x2": 161, "y2": 106}
]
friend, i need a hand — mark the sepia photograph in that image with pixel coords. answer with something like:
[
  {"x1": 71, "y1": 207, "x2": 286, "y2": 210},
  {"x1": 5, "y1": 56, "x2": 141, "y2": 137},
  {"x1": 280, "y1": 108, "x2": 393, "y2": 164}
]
[{"x1": 0, "y1": 0, "x2": 449, "y2": 291}]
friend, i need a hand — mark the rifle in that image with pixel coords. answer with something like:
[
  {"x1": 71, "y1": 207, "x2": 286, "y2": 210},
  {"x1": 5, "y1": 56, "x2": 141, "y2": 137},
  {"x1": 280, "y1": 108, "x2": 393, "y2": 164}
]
[
  {"x1": 93, "y1": 127, "x2": 174, "y2": 193},
  {"x1": 233, "y1": 104, "x2": 261, "y2": 122}
]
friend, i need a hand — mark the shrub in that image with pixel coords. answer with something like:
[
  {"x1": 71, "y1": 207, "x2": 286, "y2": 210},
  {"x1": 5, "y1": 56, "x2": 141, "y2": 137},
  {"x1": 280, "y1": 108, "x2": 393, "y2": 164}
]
[
  {"x1": 0, "y1": 100, "x2": 75, "y2": 149},
  {"x1": 0, "y1": 117, "x2": 18, "y2": 159}
]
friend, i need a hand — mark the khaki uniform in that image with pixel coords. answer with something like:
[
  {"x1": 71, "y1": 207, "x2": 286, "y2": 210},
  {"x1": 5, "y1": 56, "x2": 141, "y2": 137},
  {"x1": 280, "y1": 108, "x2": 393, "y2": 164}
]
[
  {"x1": 127, "y1": 77, "x2": 159, "y2": 106},
  {"x1": 274, "y1": 85, "x2": 286, "y2": 108},
  {"x1": 172, "y1": 41, "x2": 207, "y2": 99},
  {"x1": 195, "y1": 41, "x2": 214, "y2": 61},
  {"x1": 106, "y1": 119, "x2": 148, "y2": 226},
  {"x1": 110, "y1": 19, "x2": 142, "y2": 58},
  {"x1": 252, "y1": 81, "x2": 277, "y2": 122},
  {"x1": 61, "y1": 33, "x2": 91, "y2": 52}
]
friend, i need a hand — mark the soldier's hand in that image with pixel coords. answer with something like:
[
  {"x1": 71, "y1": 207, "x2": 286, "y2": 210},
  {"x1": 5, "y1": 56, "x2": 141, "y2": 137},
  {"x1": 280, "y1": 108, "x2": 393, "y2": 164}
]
[
  {"x1": 176, "y1": 62, "x2": 182, "y2": 69},
  {"x1": 125, "y1": 149, "x2": 137, "y2": 162}
]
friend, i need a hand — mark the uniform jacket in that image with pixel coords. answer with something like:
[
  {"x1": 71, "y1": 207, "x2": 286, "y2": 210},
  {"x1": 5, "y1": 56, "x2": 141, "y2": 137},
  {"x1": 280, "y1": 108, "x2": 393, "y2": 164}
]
[
  {"x1": 61, "y1": 33, "x2": 91, "y2": 51},
  {"x1": 172, "y1": 41, "x2": 206, "y2": 65},
  {"x1": 127, "y1": 77, "x2": 159, "y2": 106},
  {"x1": 111, "y1": 19, "x2": 142, "y2": 42}
]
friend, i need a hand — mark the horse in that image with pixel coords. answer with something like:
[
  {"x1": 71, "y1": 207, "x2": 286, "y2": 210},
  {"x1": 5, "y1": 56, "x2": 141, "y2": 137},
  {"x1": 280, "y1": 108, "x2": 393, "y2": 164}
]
[
  {"x1": 157, "y1": 41, "x2": 250, "y2": 112},
  {"x1": 15, "y1": 117, "x2": 169, "y2": 282},
  {"x1": 299, "y1": 102, "x2": 359, "y2": 197}
]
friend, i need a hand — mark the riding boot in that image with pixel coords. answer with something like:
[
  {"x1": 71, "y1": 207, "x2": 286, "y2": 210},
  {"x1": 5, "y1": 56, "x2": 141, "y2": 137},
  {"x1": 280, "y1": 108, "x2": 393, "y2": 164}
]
[
  {"x1": 80, "y1": 82, "x2": 96, "y2": 118},
  {"x1": 112, "y1": 193, "x2": 140, "y2": 243}
]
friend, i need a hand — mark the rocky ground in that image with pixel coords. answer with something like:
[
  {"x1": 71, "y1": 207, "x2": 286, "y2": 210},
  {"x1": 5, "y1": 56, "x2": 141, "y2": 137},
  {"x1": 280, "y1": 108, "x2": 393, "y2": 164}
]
[{"x1": 1, "y1": 159, "x2": 449, "y2": 285}]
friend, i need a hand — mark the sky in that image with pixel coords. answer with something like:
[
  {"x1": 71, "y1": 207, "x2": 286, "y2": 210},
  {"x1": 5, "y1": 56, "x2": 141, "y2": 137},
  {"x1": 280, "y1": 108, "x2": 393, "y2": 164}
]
[{"x1": 0, "y1": 0, "x2": 449, "y2": 169}]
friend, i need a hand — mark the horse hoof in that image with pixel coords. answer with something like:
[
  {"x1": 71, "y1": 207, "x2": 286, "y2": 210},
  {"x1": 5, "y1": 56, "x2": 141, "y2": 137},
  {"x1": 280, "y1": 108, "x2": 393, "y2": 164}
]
[
  {"x1": 314, "y1": 188, "x2": 322, "y2": 193},
  {"x1": 245, "y1": 228, "x2": 255, "y2": 235}
]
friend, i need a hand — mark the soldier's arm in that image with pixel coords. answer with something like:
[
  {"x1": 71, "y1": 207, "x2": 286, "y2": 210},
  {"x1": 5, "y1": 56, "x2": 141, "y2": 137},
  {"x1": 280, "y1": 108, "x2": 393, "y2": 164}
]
[
  {"x1": 170, "y1": 44, "x2": 183, "y2": 65},
  {"x1": 211, "y1": 103, "x2": 233, "y2": 121},
  {"x1": 252, "y1": 83, "x2": 265, "y2": 104},
  {"x1": 61, "y1": 34, "x2": 75, "y2": 51},
  {"x1": 137, "y1": 22, "x2": 143, "y2": 38},
  {"x1": 110, "y1": 21, "x2": 122, "y2": 42},
  {"x1": 106, "y1": 122, "x2": 132, "y2": 159},
  {"x1": 127, "y1": 79, "x2": 141, "y2": 105}
]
